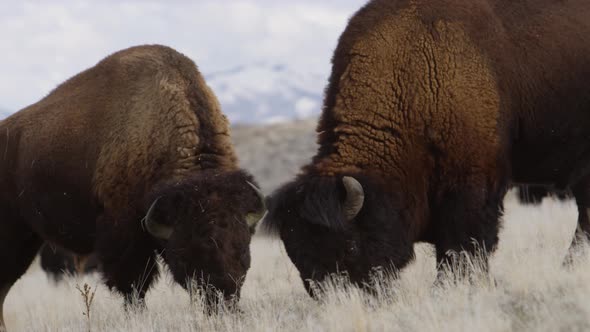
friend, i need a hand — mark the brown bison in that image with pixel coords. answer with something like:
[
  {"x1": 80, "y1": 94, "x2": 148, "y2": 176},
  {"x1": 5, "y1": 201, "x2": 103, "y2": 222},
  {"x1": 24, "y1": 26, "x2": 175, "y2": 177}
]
[
  {"x1": 0, "y1": 44, "x2": 265, "y2": 326},
  {"x1": 264, "y1": 0, "x2": 590, "y2": 295}
]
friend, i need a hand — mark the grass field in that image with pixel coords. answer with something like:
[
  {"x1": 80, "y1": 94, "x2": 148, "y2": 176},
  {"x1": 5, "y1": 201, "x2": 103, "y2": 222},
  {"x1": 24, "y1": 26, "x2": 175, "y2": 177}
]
[{"x1": 4, "y1": 192, "x2": 590, "y2": 332}]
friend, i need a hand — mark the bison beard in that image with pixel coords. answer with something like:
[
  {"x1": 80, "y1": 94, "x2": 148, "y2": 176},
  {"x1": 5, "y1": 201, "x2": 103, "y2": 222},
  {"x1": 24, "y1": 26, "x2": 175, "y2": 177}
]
[
  {"x1": 264, "y1": 0, "x2": 590, "y2": 295},
  {"x1": 0, "y1": 44, "x2": 266, "y2": 325}
]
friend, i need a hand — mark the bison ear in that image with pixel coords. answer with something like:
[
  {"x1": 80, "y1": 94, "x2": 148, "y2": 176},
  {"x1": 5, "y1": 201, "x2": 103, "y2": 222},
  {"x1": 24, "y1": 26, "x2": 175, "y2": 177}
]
[{"x1": 342, "y1": 176, "x2": 365, "y2": 222}]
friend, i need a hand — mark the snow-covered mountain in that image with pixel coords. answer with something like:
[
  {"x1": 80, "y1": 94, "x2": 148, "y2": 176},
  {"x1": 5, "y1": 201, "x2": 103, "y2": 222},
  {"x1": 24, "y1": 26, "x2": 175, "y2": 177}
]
[
  {"x1": 0, "y1": 109, "x2": 11, "y2": 120},
  {"x1": 205, "y1": 62, "x2": 327, "y2": 124}
]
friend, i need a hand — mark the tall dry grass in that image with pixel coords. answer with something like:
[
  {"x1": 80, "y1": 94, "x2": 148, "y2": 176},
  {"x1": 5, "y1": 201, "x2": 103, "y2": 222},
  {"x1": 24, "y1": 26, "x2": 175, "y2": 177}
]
[{"x1": 4, "y1": 192, "x2": 590, "y2": 331}]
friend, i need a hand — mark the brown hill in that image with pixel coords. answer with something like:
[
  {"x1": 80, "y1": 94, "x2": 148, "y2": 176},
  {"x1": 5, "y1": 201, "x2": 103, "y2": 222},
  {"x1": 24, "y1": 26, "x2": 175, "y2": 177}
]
[{"x1": 231, "y1": 118, "x2": 318, "y2": 192}]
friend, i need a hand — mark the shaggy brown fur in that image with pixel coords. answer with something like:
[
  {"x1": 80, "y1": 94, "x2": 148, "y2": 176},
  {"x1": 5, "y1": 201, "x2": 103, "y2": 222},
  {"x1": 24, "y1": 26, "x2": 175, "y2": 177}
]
[
  {"x1": 264, "y1": 0, "x2": 590, "y2": 294},
  {"x1": 0, "y1": 45, "x2": 264, "y2": 325}
]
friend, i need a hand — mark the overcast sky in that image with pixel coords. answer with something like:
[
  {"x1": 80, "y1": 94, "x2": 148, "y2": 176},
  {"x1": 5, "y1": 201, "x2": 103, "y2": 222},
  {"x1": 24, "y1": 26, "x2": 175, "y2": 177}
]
[{"x1": 0, "y1": 0, "x2": 366, "y2": 112}]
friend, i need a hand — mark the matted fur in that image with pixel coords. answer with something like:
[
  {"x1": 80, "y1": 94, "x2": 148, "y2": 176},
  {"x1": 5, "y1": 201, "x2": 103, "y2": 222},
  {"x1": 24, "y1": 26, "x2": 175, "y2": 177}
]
[
  {"x1": 0, "y1": 45, "x2": 263, "y2": 323},
  {"x1": 264, "y1": 0, "x2": 590, "y2": 294}
]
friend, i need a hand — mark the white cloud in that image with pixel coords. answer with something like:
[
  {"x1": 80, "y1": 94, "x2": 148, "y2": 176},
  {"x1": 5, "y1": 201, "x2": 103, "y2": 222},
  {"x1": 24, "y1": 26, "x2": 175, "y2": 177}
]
[
  {"x1": 0, "y1": 1, "x2": 365, "y2": 115},
  {"x1": 295, "y1": 97, "x2": 319, "y2": 118}
]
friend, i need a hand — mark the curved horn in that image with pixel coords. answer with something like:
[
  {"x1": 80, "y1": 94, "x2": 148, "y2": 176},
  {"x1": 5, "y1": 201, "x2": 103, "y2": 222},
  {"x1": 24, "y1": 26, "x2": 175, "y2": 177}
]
[
  {"x1": 246, "y1": 181, "x2": 267, "y2": 229},
  {"x1": 342, "y1": 176, "x2": 365, "y2": 221},
  {"x1": 142, "y1": 197, "x2": 173, "y2": 240}
]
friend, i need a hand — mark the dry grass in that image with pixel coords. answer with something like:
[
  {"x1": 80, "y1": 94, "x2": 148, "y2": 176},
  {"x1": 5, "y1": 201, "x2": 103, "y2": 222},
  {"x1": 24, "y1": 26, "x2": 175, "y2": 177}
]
[{"x1": 4, "y1": 192, "x2": 590, "y2": 331}]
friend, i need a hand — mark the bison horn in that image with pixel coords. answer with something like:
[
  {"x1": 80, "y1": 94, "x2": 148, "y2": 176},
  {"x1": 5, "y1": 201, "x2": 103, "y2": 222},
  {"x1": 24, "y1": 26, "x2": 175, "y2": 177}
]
[
  {"x1": 342, "y1": 176, "x2": 364, "y2": 221},
  {"x1": 143, "y1": 197, "x2": 174, "y2": 240},
  {"x1": 246, "y1": 181, "x2": 267, "y2": 229}
]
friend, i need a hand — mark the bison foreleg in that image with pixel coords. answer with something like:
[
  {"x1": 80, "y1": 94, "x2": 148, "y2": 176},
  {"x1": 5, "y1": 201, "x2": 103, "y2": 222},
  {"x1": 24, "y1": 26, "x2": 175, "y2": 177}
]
[
  {"x1": 0, "y1": 285, "x2": 8, "y2": 331},
  {"x1": 431, "y1": 184, "x2": 505, "y2": 285},
  {"x1": 100, "y1": 248, "x2": 159, "y2": 310},
  {"x1": 96, "y1": 218, "x2": 159, "y2": 310},
  {"x1": 0, "y1": 212, "x2": 42, "y2": 331}
]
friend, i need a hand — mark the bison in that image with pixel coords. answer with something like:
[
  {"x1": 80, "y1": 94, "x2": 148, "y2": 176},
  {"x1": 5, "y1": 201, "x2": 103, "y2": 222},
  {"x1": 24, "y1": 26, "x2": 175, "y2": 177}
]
[
  {"x1": 0, "y1": 44, "x2": 265, "y2": 327},
  {"x1": 264, "y1": 0, "x2": 590, "y2": 295}
]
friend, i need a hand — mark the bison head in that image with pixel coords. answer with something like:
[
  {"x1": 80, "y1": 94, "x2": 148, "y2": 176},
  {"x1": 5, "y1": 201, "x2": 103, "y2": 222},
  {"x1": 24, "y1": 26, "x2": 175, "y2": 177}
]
[
  {"x1": 263, "y1": 174, "x2": 414, "y2": 297},
  {"x1": 143, "y1": 170, "x2": 265, "y2": 308}
]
